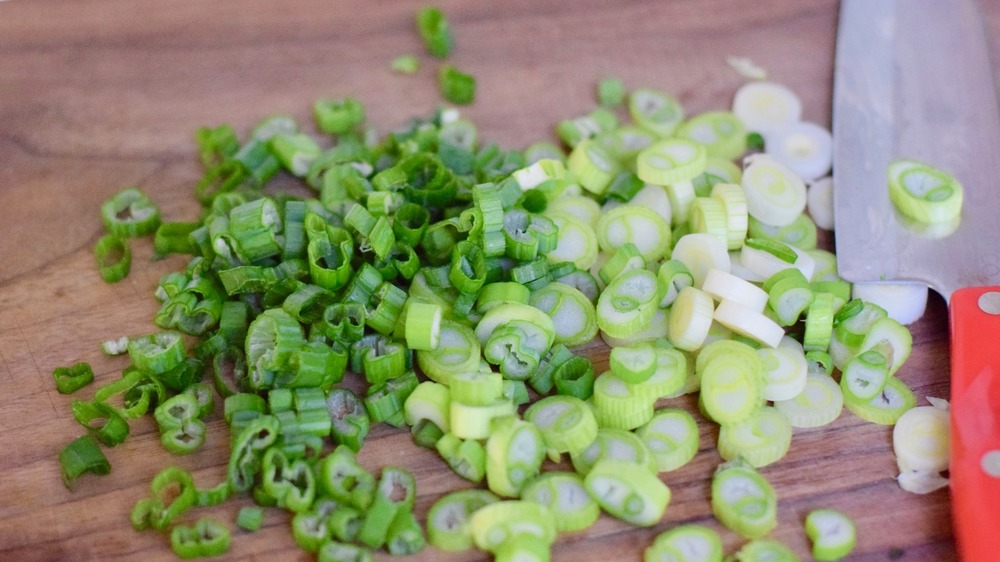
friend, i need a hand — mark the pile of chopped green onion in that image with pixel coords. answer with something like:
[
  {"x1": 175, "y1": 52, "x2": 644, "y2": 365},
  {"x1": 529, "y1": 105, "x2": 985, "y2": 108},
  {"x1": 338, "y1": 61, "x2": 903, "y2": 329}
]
[{"x1": 53, "y1": 8, "x2": 943, "y2": 562}]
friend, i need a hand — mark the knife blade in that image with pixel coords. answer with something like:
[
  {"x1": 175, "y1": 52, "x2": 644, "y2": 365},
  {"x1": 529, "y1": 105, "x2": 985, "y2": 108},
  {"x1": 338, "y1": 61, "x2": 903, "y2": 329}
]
[{"x1": 832, "y1": 0, "x2": 1000, "y2": 558}]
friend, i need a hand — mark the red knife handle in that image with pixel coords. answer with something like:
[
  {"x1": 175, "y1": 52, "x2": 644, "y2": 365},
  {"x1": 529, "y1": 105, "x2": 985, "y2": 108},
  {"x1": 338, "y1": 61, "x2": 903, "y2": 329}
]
[{"x1": 949, "y1": 286, "x2": 1000, "y2": 561}]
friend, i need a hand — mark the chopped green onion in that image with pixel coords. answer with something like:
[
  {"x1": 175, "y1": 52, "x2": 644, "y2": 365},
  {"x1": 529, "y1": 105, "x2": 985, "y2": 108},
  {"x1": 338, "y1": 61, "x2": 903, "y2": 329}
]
[
  {"x1": 53, "y1": 362, "x2": 95, "y2": 395},
  {"x1": 635, "y1": 407, "x2": 699, "y2": 472},
  {"x1": 584, "y1": 458, "x2": 671, "y2": 526},
  {"x1": 416, "y1": 6, "x2": 454, "y2": 58},
  {"x1": 806, "y1": 508, "x2": 857, "y2": 561},
  {"x1": 710, "y1": 457, "x2": 777, "y2": 539},
  {"x1": 629, "y1": 88, "x2": 685, "y2": 137},
  {"x1": 59, "y1": 435, "x2": 110, "y2": 489},
  {"x1": 717, "y1": 406, "x2": 792, "y2": 468},
  {"x1": 469, "y1": 500, "x2": 556, "y2": 553},
  {"x1": 523, "y1": 395, "x2": 598, "y2": 458},
  {"x1": 522, "y1": 471, "x2": 600, "y2": 532},
  {"x1": 644, "y1": 524, "x2": 724, "y2": 562},
  {"x1": 94, "y1": 234, "x2": 132, "y2": 283},
  {"x1": 170, "y1": 517, "x2": 231, "y2": 559},
  {"x1": 439, "y1": 64, "x2": 476, "y2": 105},
  {"x1": 101, "y1": 187, "x2": 161, "y2": 238},
  {"x1": 888, "y1": 159, "x2": 963, "y2": 224},
  {"x1": 485, "y1": 416, "x2": 546, "y2": 497},
  {"x1": 597, "y1": 77, "x2": 626, "y2": 108}
]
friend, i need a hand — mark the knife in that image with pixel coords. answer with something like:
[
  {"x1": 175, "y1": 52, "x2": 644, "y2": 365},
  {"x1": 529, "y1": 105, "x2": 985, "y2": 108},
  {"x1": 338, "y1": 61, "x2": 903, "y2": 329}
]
[{"x1": 833, "y1": 0, "x2": 1000, "y2": 558}]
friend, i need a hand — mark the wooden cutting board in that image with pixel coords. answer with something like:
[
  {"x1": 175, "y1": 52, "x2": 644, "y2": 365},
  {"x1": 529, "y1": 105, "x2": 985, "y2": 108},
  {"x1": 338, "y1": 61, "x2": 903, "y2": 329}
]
[{"x1": 2, "y1": 1, "x2": 996, "y2": 560}]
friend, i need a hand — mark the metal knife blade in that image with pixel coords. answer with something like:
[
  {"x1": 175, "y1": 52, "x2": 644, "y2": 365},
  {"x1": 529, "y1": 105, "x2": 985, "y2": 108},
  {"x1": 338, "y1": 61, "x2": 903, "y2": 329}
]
[{"x1": 833, "y1": 0, "x2": 1000, "y2": 300}]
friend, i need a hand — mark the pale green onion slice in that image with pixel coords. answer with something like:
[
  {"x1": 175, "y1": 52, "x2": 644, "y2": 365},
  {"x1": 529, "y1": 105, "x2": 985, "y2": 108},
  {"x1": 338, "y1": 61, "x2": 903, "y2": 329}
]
[
  {"x1": 644, "y1": 524, "x2": 723, "y2": 562},
  {"x1": 843, "y1": 376, "x2": 916, "y2": 426},
  {"x1": 427, "y1": 489, "x2": 499, "y2": 552},
  {"x1": 807, "y1": 176, "x2": 835, "y2": 231},
  {"x1": 546, "y1": 195, "x2": 602, "y2": 227},
  {"x1": 485, "y1": 416, "x2": 546, "y2": 497},
  {"x1": 773, "y1": 373, "x2": 843, "y2": 428},
  {"x1": 596, "y1": 204, "x2": 672, "y2": 263},
  {"x1": 851, "y1": 282, "x2": 928, "y2": 326},
  {"x1": 887, "y1": 159, "x2": 964, "y2": 224},
  {"x1": 598, "y1": 243, "x2": 646, "y2": 286},
  {"x1": 710, "y1": 458, "x2": 777, "y2": 539},
  {"x1": 475, "y1": 302, "x2": 555, "y2": 351},
  {"x1": 717, "y1": 406, "x2": 792, "y2": 468},
  {"x1": 694, "y1": 157, "x2": 744, "y2": 197},
  {"x1": 596, "y1": 268, "x2": 659, "y2": 339},
  {"x1": 667, "y1": 287, "x2": 714, "y2": 352},
  {"x1": 567, "y1": 139, "x2": 620, "y2": 195},
  {"x1": 728, "y1": 250, "x2": 768, "y2": 283},
  {"x1": 477, "y1": 282, "x2": 531, "y2": 313},
  {"x1": 521, "y1": 472, "x2": 600, "y2": 533},
  {"x1": 893, "y1": 402, "x2": 950, "y2": 473},
  {"x1": 624, "y1": 183, "x2": 674, "y2": 225},
  {"x1": 403, "y1": 301, "x2": 442, "y2": 351},
  {"x1": 695, "y1": 338, "x2": 759, "y2": 374},
  {"x1": 732, "y1": 81, "x2": 802, "y2": 136},
  {"x1": 571, "y1": 427, "x2": 658, "y2": 476},
  {"x1": 710, "y1": 182, "x2": 750, "y2": 250},
  {"x1": 629, "y1": 88, "x2": 686, "y2": 137},
  {"x1": 636, "y1": 408, "x2": 700, "y2": 473},
  {"x1": 403, "y1": 381, "x2": 450, "y2": 433},
  {"x1": 449, "y1": 371, "x2": 503, "y2": 406},
  {"x1": 757, "y1": 335, "x2": 808, "y2": 401},
  {"x1": 699, "y1": 347, "x2": 764, "y2": 425},
  {"x1": 740, "y1": 239, "x2": 815, "y2": 281},
  {"x1": 584, "y1": 459, "x2": 671, "y2": 527},
  {"x1": 469, "y1": 500, "x2": 556, "y2": 553},
  {"x1": 671, "y1": 233, "x2": 731, "y2": 288},
  {"x1": 524, "y1": 395, "x2": 598, "y2": 458},
  {"x1": 545, "y1": 211, "x2": 599, "y2": 270},
  {"x1": 701, "y1": 268, "x2": 768, "y2": 312},
  {"x1": 601, "y1": 307, "x2": 670, "y2": 348},
  {"x1": 764, "y1": 268, "x2": 814, "y2": 326},
  {"x1": 529, "y1": 282, "x2": 598, "y2": 347},
  {"x1": 666, "y1": 180, "x2": 697, "y2": 227},
  {"x1": 657, "y1": 259, "x2": 694, "y2": 308},
  {"x1": 741, "y1": 154, "x2": 807, "y2": 227},
  {"x1": 840, "y1": 349, "x2": 890, "y2": 401},
  {"x1": 492, "y1": 535, "x2": 550, "y2": 562},
  {"x1": 748, "y1": 212, "x2": 818, "y2": 250},
  {"x1": 834, "y1": 299, "x2": 887, "y2": 349},
  {"x1": 675, "y1": 110, "x2": 748, "y2": 161},
  {"x1": 688, "y1": 197, "x2": 729, "y2": 247},
  {"x1": 636, "y1": 139, "x2": 707, "y2": 186},
  {"x1": 763, "y1": 120, "x2": 833, "y2": 182},
  {"x1": 483, "y1": 320, "x2": 549, "y2": 380},
  {"x1": 731, "y1": 539, "x2": 800, "y2": 562},
  {"x1": 417, "y1": 320, "x2": 481, "y2": 385},
  {"x1": 713, "y1": 298, "x2": 784, "y2": 348},
  {"x1": 643, "y1": 346, "x2": 692, "y2": 399},
  {"x1": 449, "y1": 399, "x2": 516, "y2": 440},
  {"x1": 857, "y1": 317, "x2": 912, "y2": 376},
  {"x1": 609, "y1": 344, "x2": 657, "y2": 383},
  {"x1": 592, "y1": 371, "x2": 655, "y2": 430},
  {"x1": 512, "y1": 158, "x2": 568, "y2": 191},
  {"x1": 805, "y1": 509, "x2": 857, "y2": 561}
]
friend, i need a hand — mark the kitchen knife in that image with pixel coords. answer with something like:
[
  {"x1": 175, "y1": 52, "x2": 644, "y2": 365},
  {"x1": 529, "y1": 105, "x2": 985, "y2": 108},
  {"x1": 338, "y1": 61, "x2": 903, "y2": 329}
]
[{"x1": 833, "y1": 0, "x2": 1000, "y2": 559}]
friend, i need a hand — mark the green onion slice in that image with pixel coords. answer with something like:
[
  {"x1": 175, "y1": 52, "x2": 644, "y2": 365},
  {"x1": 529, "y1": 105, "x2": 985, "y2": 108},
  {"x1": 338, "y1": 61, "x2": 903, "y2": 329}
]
[
  {"x1": 710, "y1": 458, "x2": 777, "y2": 539},
  {"x1": 521, "y1": 471, "x2": 600, "y2": 533}
]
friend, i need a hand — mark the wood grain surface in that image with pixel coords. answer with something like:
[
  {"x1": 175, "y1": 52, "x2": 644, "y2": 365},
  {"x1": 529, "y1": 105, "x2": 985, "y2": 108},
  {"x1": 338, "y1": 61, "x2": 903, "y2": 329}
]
[{"x1": 2, "y1": 1, "x2": 997, "y2": 560}]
